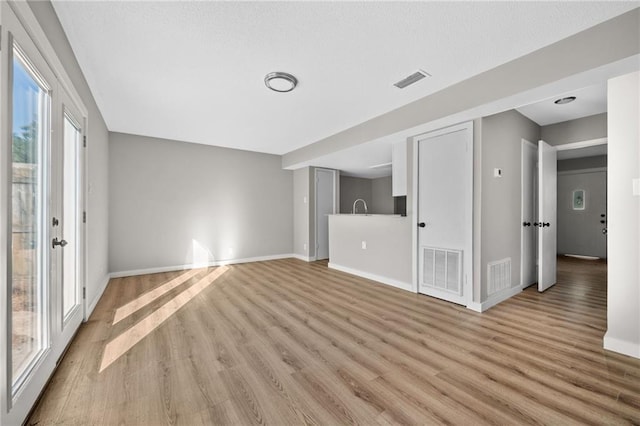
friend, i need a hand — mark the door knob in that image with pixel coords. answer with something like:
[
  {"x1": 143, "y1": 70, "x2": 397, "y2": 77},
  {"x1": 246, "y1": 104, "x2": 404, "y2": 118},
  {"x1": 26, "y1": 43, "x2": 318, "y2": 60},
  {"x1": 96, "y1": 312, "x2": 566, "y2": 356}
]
[
  {"x1": 52, "y1": 237, "x2": 68, "y2": 248},
  {"x1": 602, "y1": 228, "x2": 607, "y2": 234},
  {"x1": 542, "y1": 222, "x2": 550, "y2": 227},
  {"x1": 522, "y1": 222, "x2": 531, "y2": 227},
  {"x1": 418, "y1": 222, "x2": 426, "y2": 228}
]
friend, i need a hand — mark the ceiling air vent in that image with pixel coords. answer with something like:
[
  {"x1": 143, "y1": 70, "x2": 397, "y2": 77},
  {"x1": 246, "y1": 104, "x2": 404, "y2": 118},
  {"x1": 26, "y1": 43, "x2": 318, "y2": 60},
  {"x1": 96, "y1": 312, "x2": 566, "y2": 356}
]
[{"x1": 393, "y1": 70, "x2": 430, "y2": 89}]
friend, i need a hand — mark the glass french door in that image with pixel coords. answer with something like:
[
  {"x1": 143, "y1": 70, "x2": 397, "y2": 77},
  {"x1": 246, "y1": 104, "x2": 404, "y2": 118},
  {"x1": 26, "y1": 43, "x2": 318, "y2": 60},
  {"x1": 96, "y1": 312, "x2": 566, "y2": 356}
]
[
  {"x1": 9, "y1": 34, "x2": 51, "y2": 401},
  {"x1": 55, "y1": 95, "x2": 85, "y2": 344},
  {"x1": 2, "y1": 4, "x2": 85, "y2": 424}
]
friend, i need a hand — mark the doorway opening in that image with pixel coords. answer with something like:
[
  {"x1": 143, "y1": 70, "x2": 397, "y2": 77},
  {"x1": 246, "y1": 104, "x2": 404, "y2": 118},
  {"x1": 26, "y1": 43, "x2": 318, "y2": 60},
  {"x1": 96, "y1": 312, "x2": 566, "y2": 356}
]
[{"x1": 521, "y1": 138, "x2": 607, "y2": 294}]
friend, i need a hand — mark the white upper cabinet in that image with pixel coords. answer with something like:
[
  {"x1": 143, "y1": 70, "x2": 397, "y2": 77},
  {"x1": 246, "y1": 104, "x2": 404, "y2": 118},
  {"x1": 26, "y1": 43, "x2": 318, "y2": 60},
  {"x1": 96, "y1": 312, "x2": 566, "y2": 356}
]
[{"x1": 392, "y1": 141, "x2": 407, "y2": 196}]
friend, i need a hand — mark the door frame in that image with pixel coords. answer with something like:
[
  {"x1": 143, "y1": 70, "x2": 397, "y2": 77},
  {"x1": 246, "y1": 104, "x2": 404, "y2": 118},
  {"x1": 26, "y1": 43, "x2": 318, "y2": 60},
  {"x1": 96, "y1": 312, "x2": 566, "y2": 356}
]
[
  {"x1": 555, "y1": 137, "x2": 608, "y2": 262},
  {"x1": 314, "y1": 168, "x2": 337, "y2": 261},
  {"x1": 413, "y1": 121, "x2": 474, "y2": 307},
  {"x1": 555, "y1": 137, "x2": 607, "y2": 153},
  {"x1": 534, "y1": 137, "x2": 608, "y2": 279}
]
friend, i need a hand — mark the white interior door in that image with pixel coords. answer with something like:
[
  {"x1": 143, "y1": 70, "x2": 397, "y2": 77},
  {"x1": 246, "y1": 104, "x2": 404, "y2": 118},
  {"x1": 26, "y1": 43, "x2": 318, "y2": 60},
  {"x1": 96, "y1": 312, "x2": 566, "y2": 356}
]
[
  {"x1": 315, "y1": 169, "x2": 335, "y2": 260},
  {"x1": 417, "y1": 123, "x2": 473, "y2": 306},
  {"x1": 537, "y1": 140, "x2": 557, "y2": 292},
  {"x1": 521, "y1": 140, "x2": 537, "y2": 288}
]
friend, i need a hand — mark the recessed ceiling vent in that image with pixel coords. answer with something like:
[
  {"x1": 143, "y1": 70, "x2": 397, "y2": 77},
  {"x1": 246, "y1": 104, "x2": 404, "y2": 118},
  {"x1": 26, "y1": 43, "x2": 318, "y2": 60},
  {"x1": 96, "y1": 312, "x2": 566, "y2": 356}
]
[{"x1": 394, "y1": 70, "x2": 430, "y2": 89}]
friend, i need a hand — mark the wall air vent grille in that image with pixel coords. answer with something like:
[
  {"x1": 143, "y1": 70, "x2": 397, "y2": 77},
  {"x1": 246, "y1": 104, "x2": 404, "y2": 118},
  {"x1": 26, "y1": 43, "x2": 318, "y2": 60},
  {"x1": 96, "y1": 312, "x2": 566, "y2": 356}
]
[
  {"x1": 488, "y1": 258, "x2": 511, "y2": 295},
  {"x1": 422, "y1": 247, "x2": 462, "y2": 295}
]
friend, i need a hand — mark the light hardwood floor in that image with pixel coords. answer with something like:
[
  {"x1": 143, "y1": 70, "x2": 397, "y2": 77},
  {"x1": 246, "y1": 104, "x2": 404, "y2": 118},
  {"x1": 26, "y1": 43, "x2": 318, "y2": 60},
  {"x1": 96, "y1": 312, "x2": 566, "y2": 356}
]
[{"x1": 29, "y1": 257, "x2": 640, "y2": 425}]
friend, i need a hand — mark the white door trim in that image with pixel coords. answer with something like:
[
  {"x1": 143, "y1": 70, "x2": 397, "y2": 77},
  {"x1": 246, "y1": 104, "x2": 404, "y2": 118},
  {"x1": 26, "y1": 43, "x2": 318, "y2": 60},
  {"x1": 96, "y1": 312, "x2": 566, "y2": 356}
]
[
  {"x1": 558, "y1": 167, "x2": 607, "y2": 176},
  {"x1": 555, "y1": 137, "x2": 607, "y2": 151},
  {"x1": 314, "y1": 168, "x2": 337, "y2": 261}
]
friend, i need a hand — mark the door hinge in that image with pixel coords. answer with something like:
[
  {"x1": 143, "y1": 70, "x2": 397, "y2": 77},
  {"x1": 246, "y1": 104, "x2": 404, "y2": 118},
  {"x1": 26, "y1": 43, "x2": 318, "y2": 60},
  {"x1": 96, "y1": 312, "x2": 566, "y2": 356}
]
[
  {"x1": 82, "y1": 287, "x2": 86, "y2": 299},
  {"x1": 83, "y1": 136, "x2": 87, "y2": 148},
  {"x1": 83, "y1": 211, "x2": 86, "y2": 223}
]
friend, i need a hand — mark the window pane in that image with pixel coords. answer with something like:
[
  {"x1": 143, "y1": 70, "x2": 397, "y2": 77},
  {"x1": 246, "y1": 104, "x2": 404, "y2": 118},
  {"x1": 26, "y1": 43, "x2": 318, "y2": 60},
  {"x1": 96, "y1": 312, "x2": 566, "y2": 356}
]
[
  {"x1": 11, "y1": 51, "x2": 49, "y2": 386},
  {"x1": 62, "y1": 115, "x2": 80, "y2": 319}
]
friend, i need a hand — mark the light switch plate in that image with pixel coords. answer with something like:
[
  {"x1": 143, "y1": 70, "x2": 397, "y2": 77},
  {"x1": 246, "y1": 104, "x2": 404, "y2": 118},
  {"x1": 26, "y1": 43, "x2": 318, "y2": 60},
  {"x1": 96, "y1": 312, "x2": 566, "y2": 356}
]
[{"x1": 494, "y1": 168, "x2": 502, "y2": 178}]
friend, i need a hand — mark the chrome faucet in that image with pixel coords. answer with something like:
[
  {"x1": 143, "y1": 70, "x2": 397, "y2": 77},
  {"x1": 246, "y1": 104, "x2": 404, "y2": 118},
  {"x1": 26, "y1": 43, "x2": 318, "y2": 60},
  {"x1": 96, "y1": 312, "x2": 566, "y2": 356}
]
[{"x1": 352, "y1": 198, "x2": 368, "y2": 215}]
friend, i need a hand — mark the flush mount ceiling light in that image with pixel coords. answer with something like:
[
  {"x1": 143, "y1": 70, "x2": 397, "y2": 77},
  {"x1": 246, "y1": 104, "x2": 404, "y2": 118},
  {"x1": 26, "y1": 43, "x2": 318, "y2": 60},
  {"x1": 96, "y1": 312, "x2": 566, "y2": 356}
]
[
  {"x1": 554, "y1": 96, "x2": 576, "y2": 105},
  {"x1": 264, "y1": 72, "x2": 298, "y2": 93}
]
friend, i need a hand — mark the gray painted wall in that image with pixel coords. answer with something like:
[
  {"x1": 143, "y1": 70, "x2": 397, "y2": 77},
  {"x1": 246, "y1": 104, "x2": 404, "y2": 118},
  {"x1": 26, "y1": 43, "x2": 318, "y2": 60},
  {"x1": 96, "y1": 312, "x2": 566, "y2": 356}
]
[
  {"x1": 480, "y1": 110, "x2": 540, "y2": 301},
  {"x1": 557, "y1": 171, "x2": 607, "y2": 258},
  {"x1": 340, "y1": 175, "x2": 393, "y2": 214},
  {"x1": 109, "y1": 133, "x2": 293, "y2": 273},
  {"x1": 371, "y1": 176, "x2": 394, "y2": 215},
  {"x1": 340, "y1": 176, "x2": 372, "y2": 214},
  {"x1": 29, "y1": 1, "x2": 111, "y2": 309},
  {"x1": 558, "y1": 155, "x2": 607, "y2": 172},
  {"x1": 329, "y1": 215, "x2": 412, "y2": 287},
  {"x1": 541, "y1": 113, "x2": 607, "y2": 146}
]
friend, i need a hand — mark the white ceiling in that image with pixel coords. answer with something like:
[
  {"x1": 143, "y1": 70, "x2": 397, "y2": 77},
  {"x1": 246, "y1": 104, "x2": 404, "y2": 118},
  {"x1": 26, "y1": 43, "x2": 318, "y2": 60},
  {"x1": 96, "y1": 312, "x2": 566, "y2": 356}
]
[
  {"x1": 516, "y1": 83, "x2": 608, "y2": 126},
  {"x1": 51, "y1": 1, "x2": 637, "y2": 157},
  {"x1": 311, "y1": 138, "x2": 395, "y2": 179},
  {"x1": 308, "y1": 80, "x2": 612, "y2": 178}
]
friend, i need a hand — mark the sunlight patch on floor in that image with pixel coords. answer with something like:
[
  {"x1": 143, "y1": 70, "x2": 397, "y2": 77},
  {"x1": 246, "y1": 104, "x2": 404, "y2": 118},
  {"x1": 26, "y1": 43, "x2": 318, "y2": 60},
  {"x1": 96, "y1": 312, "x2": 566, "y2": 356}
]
[
  {"x1": 100, "y1": 266, "x2": 229, "y2": 372},
  {"x1": 113, "y1": 269, "x2": 201, "y2": 324}
]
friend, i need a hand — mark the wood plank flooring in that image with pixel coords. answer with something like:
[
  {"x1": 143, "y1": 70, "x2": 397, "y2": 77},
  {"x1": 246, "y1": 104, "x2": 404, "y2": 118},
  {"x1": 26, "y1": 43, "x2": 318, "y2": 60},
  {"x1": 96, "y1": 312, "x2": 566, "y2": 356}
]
[{"x1": 28, "y1": 256, "x2": 640, "y2": 425}]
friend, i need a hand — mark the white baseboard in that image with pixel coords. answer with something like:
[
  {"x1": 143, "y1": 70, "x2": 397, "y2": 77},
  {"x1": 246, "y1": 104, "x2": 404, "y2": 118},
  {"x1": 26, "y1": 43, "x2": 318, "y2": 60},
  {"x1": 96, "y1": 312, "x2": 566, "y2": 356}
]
[
  {"x1": 466, "y1": 284, "x2": 523, "y2": 313},
  {"x1": 109, "y1": 253, "x2": 295, "y2": 278},
  {"x1": 291, "y1": 254, "x2": 315, "y2": 262},
  {"x1": 604, "y1": 332, "x2": 640, "y2": 359},
  {"x1": 85, "y1": 274, "x2": 111, "y2": 320},
  {"x1": 328, "y1": 263, "x2": 412, "y2": 292},
  {"x1": 466, "y1": 301, "x2": 483, "y2": 313}
]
